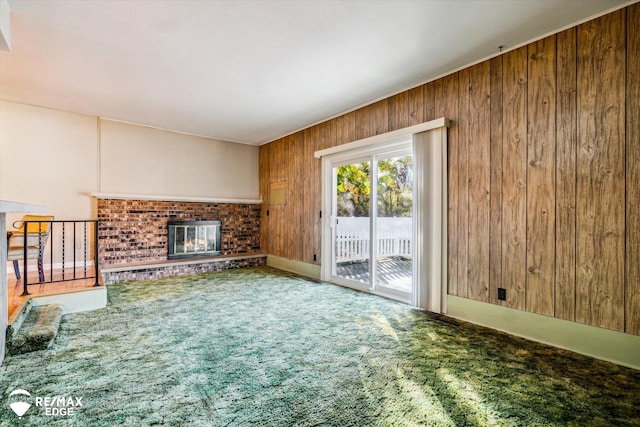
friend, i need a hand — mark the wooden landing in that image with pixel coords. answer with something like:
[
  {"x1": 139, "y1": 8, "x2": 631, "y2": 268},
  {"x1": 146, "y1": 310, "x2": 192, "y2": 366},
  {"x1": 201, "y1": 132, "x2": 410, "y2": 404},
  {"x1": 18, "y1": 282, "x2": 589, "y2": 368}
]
[{"x1": 8, "y1": 268, "x2": 103, "y2": 325}]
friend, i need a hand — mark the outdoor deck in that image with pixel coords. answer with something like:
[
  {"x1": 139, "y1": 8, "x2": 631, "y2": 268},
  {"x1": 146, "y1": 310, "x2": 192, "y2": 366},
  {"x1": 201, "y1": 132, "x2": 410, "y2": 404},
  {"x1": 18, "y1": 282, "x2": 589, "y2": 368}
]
[{"x1": 336, "y1": 257, "x2": 412, "y2": 292}]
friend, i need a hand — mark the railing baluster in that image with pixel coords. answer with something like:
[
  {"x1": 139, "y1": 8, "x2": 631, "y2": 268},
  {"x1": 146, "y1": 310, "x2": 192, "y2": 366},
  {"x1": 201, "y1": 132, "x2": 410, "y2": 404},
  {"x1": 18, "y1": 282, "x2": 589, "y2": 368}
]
[
  {"x1": 83, "y1": 221, "x2": 87, "y2": 278},
  {"x1": 93, "y1": 221, "x2": 99, "y2": 286},
  {"x1": 50, "y1": 223, "x2": 54, "y2": 283},
  {"x1": 73, "y1": 221, "x2": 77, "y2": 280},
  {"x1": 22, "y1": 223, "x2": 29, "y2": 296},
  {"x1": 37, "y1": 222, "x2": 43, "y2": 283},
  {"x1": 62, "y1": 222, "x2": 66, "y2": 281}
]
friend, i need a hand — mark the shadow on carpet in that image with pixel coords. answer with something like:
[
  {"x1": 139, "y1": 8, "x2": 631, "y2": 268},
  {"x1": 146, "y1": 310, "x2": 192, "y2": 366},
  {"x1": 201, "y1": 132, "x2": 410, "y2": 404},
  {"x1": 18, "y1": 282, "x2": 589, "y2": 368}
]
[{"x1": 1, "y1": 266, "x2": 639, "y2": 426}]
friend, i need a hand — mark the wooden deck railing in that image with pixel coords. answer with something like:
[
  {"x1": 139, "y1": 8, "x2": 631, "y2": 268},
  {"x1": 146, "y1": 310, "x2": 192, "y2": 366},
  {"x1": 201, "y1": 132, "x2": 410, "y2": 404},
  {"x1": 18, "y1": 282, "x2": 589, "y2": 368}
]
[{"x1": 336, "y1": 231, "x2": 411, "y2": 262}]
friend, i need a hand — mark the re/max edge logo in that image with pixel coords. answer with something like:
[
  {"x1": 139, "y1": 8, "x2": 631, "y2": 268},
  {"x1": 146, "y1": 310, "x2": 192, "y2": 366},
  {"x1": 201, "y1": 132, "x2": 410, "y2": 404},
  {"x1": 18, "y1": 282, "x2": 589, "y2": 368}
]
[{"x1": 8, "y1": 388, "x2": 83, "y2": 418}]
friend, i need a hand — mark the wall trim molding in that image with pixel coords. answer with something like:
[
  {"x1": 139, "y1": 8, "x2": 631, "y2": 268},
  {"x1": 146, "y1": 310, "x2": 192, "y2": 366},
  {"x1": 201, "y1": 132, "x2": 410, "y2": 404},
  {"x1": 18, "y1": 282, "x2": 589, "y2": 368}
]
[
  {"x1": 447, "y1": 295, "x2": 640, "y2": 370},
  {"x1": 91, "y1": 192, "x2": 262, "y2": 204}
]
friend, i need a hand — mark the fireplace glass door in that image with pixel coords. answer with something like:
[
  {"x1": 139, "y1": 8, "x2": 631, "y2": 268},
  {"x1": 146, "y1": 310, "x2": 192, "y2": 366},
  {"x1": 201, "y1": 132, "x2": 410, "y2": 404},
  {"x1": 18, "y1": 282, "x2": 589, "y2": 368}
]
[{"x1": 168, "y1": 221, "x2": 221, "y2": 259}]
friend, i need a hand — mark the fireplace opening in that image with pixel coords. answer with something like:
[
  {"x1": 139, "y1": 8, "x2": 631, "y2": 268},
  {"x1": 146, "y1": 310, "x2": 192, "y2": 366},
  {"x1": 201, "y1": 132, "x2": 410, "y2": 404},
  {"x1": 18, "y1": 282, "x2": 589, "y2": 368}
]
[{"x1": 168, "y1": 220, "x2": 221, "y2": 259}]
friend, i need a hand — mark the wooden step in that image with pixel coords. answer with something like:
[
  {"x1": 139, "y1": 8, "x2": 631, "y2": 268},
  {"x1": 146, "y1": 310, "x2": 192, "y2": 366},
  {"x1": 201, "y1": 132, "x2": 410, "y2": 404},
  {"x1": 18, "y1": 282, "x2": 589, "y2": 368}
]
[{"x1": 6, "y1": 305, "x2": 63, "y2": 356}]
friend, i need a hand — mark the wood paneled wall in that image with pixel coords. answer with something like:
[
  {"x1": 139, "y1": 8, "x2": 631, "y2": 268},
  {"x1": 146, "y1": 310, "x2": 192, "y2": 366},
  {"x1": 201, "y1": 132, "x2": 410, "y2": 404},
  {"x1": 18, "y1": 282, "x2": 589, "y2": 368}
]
[{"x1": 259, "y1": 4, "x2": 640, "y2": 335}]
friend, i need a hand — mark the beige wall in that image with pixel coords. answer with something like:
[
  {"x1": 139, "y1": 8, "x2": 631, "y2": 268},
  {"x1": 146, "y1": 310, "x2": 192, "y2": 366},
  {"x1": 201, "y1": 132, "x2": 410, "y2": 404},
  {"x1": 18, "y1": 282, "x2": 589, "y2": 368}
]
[
  {"x1": 0, "y1": 101, "x2": 259, "y2": 266},
  {"x1": 0, "y1": 101, "x2": 260, "y2": 221},
  {"x1": 0, "y1": 101, "x2": 98, "y2": 226},
  {"x1": 99, "y1": 119, "x2": 259, "y2": 199}
]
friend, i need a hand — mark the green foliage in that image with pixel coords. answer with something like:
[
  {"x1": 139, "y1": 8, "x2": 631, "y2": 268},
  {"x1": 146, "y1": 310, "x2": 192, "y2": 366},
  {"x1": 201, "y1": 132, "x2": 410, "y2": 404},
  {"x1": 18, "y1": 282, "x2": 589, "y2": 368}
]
[
  {"x1": 376, "y1": 156, "x2": 413, "y2": 217},
  {"x1": 336, "y1": 156, "x2": 413, "y2": 217},
  {"x1": 336, "y1": 162, "x2": 371, "y2": 217}
]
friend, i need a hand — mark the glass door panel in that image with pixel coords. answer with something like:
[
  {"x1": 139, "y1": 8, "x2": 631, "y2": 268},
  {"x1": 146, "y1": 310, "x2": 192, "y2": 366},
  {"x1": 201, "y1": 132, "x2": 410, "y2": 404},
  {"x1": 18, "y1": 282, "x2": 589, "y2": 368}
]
[
  {"x1": 373, "y1": 153, "x2": 413, "y2": 298},
  {"x1": 330, "y1": 151, "x2": 414, "y2": 303},
  {"x1": 334, "y1": 160, "x2": 371, "y2": 286}
]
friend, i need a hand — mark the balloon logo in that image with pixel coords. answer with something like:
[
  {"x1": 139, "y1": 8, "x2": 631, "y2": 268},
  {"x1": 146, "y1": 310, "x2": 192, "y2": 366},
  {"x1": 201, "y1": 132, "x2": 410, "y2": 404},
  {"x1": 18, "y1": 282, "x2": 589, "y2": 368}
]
[{"x1": 8, "y1": 389, "x2": 32, "y2": 417}]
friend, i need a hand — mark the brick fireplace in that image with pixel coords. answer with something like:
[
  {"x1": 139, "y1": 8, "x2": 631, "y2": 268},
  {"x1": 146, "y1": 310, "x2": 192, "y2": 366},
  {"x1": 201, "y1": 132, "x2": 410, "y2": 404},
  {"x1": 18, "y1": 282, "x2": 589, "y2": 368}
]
[{"x1": 96, "y1": 198, "x2": 264, "y2": 282}]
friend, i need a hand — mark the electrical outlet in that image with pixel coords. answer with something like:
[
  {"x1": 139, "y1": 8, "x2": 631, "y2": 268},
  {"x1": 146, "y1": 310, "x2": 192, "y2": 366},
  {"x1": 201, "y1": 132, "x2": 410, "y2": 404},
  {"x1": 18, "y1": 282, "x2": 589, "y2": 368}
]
[{"x1": 498, "y1": 288, "x2": 506, "y2": 301}]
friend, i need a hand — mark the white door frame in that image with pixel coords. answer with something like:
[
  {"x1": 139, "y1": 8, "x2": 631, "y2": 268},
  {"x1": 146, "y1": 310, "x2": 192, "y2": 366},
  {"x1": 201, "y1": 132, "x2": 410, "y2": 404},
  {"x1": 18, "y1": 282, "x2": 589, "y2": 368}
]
[
  {"x1": 326, "y1": 146, "x2": 414, "y2": 302},
  {"x1": 316, "y1": 118, "x2": 449, "y2": 313}
]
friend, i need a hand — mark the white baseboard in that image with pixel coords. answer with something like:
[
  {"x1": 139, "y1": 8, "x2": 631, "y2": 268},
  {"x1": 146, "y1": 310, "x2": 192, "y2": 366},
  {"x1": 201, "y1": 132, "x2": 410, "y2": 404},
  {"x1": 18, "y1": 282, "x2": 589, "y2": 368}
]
[
  {"x1": 266, "y1": 255, "x2": 321, "y2": 280},
  {"x1": 447, "y1": 295, "x2": 640, "y2": 370}
]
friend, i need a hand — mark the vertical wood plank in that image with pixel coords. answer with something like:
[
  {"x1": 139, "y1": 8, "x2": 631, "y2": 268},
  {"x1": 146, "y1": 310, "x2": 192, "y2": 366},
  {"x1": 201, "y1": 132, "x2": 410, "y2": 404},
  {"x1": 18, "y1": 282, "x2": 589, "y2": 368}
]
[
  {"x1": 355, "y1": 105, "x2": 371, "y2": 140},
  {"x1": 258, "y1": 144, "x2": 270, "y2": 253},
  {"x1": 269, "y1": 140, "x2": 277, "y2": 182},
  {"x1": 501, "y1": 46, "x2": 528, "y2": 310},
  {"x1": 336, "y1": 111, "x2": 356, "y2": 146},
  {"x1": 267, "y1": 140, "x2": 277, "y2": 256},
  {"x1": 312, "y1": 125, "x2": 323, "y2": 265},
  {"x1": 468, "y1": 61, "x2": 491, "y2": 302},
  {"x1": 626, "y1": 2, "x2": 640, "y2": 335},
  {"x1": 489, "y1": 55, "x2": 503, "y2": 305},
  {"x1": 457, "y1": 69, "x2": 470, "y2": 298},
  {"x1": 371, "y1": 99, "x2": 389, "y2": 136},
  {"x1": 313, "y1": 122, "x2": 336, "y2": 264},
  {"x1": 408, "y1": 85, "x2": 425, "y2": 126},
  {"x1": 435, "y1": 74, "x2": 459, "y2": 295},
  {"x1": 356, "y1": 100, "x2": 388, "y2": 140},
  {"x1": 278, "y1": 138, "x2": 288, "y2": 258},
  {"x1": 576, "y1": 10, "x2": 626, "y2": 331},
  {"x1": 388, "y1": 91, "x2": 409, "y2": 131},
  {"x1": 302, "y1": 127, "x2": 317, "y2": 264},
  {"x1": 423, "y1": 82, "x2": 436, "y2": 122},
  {"x1": 555, "y1": 27, "x2": 578, "y2": 321},
  {"x1": 280, "y1": 137, "x2": 292, "y2": 260},
  {"x1": 316, "y1": 120, "x2": 337, "y2": 151},
  {"x1": 267, "y1": 141, "x2": 278, "y2": 256},
  {"x1": 269, "y1": 138, "x2": 287, "y2": 257},
  {"x1": 288, "y1": 133, "x2": 304, "y2": 261},
  {"x1": 526, "y1": 35, "x2": 557, "y2": 316}
]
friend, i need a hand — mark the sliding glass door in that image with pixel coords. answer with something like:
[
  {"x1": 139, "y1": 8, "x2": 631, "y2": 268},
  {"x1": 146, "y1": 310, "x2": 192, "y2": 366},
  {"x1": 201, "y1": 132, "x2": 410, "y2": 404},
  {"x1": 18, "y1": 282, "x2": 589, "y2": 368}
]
[
  {"x1": 331, "y1": 149, "x2": 413, "y2": 303},
  {"x1": 333, "y1": 158, "x2": 371, "y2": 288},
  {"x1": 374, "y1": 151, "x2": 413, "y2": 300},
  {"x1": 320, "y1": 120, "x2": 449, "y2": 312}
]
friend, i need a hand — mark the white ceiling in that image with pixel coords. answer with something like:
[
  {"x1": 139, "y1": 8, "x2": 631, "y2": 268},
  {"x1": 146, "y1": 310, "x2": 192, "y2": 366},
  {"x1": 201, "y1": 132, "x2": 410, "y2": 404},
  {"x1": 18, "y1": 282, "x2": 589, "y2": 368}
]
[{"x1": 0, "y1": 0, "x2": 630, "y2": 145}]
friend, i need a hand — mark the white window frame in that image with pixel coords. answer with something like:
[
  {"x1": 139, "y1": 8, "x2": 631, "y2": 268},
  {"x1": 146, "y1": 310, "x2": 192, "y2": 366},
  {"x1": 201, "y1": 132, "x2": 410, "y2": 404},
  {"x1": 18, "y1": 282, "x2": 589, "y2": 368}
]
[{"x1": 315, "y1": 118, "x2": 450, "y2": 313}]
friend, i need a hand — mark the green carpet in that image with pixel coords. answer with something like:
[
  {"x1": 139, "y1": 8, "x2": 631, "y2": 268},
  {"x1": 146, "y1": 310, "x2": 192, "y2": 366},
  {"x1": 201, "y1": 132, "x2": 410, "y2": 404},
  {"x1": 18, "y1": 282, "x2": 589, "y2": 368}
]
[{"x1": 1, "y1": 267, "x2": 639, "y2": 426}]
